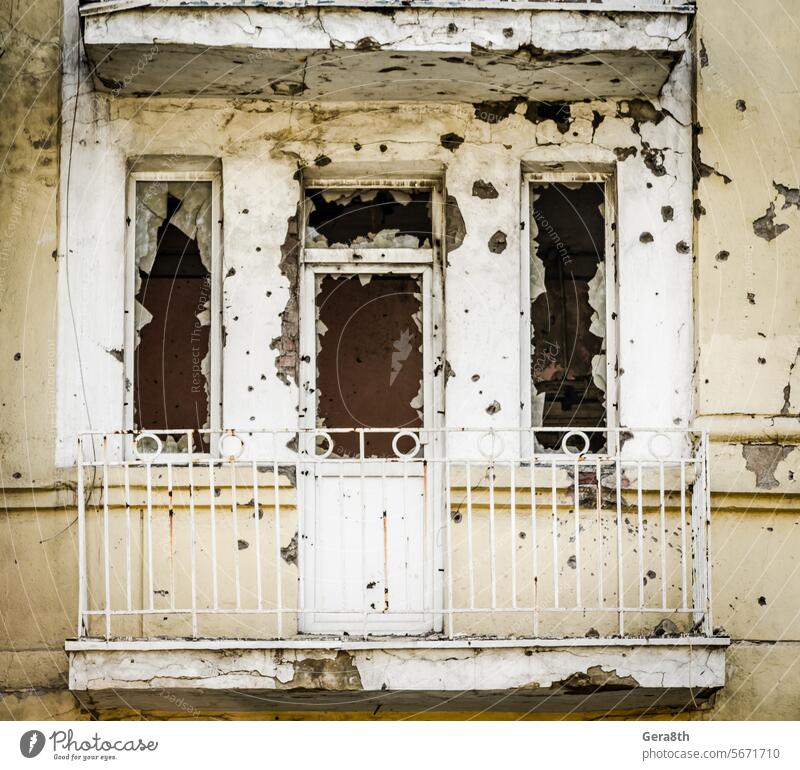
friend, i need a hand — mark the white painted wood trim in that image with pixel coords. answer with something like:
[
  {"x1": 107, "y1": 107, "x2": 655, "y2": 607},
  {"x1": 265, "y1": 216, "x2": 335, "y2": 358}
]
[
  {"x1": 124, "y1": 170, "x2": 222, "y2": 459},
  {"x1": 303, "y1": 248, "x2": 433, "y2": 265},
  {"x1": 66, "y1": 636, "x2": 730, "y2": 652}
]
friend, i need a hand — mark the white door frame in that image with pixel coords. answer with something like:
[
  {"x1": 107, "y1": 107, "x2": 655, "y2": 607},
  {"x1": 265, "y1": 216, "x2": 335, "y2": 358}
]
[{"x1": 296, "y1": 180, "x2": 445, "y2": 635}]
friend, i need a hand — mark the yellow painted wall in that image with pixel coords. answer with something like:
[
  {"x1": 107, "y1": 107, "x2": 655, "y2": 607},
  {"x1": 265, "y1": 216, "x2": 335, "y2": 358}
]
[{"x1": 2, "y1": 0, "x2": 800, "y2": 720}]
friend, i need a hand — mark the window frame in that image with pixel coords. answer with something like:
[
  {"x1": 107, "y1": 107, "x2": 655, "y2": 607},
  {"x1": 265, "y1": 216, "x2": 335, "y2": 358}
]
[
  {"x1": 298, "y1": 176, "x2": 445, "y2": 447},
  {"x1": 519, "y1": 169, "x2": 619, "y2": 450},
  {"x1": 124, "y1": 169, "x2": 223, "y2": 458}
]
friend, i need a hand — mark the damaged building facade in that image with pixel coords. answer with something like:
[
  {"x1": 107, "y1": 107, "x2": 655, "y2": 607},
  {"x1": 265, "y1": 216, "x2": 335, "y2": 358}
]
[{"x1": 1, "y1": 0, "x2": 799, "y2": 719}]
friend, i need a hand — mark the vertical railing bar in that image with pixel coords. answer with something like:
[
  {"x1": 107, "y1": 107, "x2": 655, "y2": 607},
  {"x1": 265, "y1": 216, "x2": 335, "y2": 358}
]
[
  {"x1": 167, "y1": 462, "x2": 175, "y2": 612},
  {"x1": 209, "y1": 460, "x2": 218, "y2": 611},
  {"x1": 382, "y1": 457, "x2": 390, "y2": 615},
  {"x1": 703, "y1": 432, "x2": 714, "y2": 634},
  {"x1": 77, "y1": 437, "x2": 87, "y2": 638},
  {"x1": 551, "y1": 460, "x2": 559, "y2": 610},
  {"x1": 231, "y1": 460, "x2": 241, "y2": 611},
  {"x1": 466, "y1": 461, "x2": 475, "y2": 611},
  {"x1": 510, "y1": 462, "x2": 517, "y2": 610},
  {"x1": 402, "y1": 454, "x2": 409, "y2": 609},
  {"x1": 424, "y1": 447, "x2": 433, "y2": 630},
  {"x1": 595, "y1": 457, "x2": 603, "y2": 609},
  {"x1": 445, "y1": 458, "x2": 454, "y2": 637},
  {"x1": 146, "y1": 459, "x2": 154, "y2": 613},
  {"x1": 615, "y1": 457, "x2": 624, "y2": 636},
  {"x1": 295, "y1": 434, "x2": 305, "y2": 628},
  {"x1": 338, "y1": 462, "x2": 346, "y2": 611},
  {"x1": 252, "y1": 460, "x2": 263, "y2": 612},
  {"x1": 359, "y1": 429, "x2": 368, "y2": 638},
  {"x1": 637, "y1": 460, "x2": 644, "y2": 609},
  {"x1": 187, "y1": 434, "x2": 197, "y2": 639},
  {"x1": 680, "y1": 460, "x2": 688, "y2": 611},
  {"x1": 530, "y1": 456, "x2": 538, "y2": 637},
  {"x1": 488, "y1": 457, "x2": 497, "y2": 611},
  {"x1": 102, "y1": 436, "x2": 111, "y2": 640},
  {"x1": 659, "y1": 460, "x2": 667, "y2": 611},
  {"x1": 124, "y1": 461, "x2": 132, "y2": 614},
  {"x1": 574, "y1": 459, "x2": 581, "y2": 610},
  {"x1": 426, "y1": 455, "x2": 434, "y2": 629},
  {"x1": 272, "y1": 450, "x2": 283, "y2": 639}
]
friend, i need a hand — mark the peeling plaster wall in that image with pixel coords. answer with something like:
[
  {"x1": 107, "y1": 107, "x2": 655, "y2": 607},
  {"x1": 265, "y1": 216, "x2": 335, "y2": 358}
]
[
  {"x1": 62, "y1": 0, "x2": 699, "y2": 467},
  {"x1": 69, "y1": 643, "x2": 725, "y2": 696},
  {"x1": 695, "y1": 0, "x2": 800, "y2": 431},
  {"x1": 54, "y1": 75, "x2": 696, "y2": 463},
  {"x1": 0, "y1": 0, "x2": 62, "y2": 487},
  {"x1": 0, "y1": 0, "x2": 80, "y2": 718},
  {"x1": 81, "y1": 4, "x2": 690, "y2": 102},
  {"x1": 690, "y1": 0, "x2": 800, "y2": 722},
  {"x1": 220, "y1": 155, "x2": 300, "y2": 450}
]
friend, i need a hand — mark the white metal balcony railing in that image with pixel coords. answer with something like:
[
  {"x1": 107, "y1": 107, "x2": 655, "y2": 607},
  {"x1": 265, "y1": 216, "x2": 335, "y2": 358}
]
[{"x1": 75, "y1": 427, "x2": 712, "y2": 642}]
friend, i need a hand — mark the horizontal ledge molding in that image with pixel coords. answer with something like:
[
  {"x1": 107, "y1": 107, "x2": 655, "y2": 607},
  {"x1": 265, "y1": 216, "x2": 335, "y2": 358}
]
[{"x1": 66, "y1": 636, "x2": 730, "y2": 652}]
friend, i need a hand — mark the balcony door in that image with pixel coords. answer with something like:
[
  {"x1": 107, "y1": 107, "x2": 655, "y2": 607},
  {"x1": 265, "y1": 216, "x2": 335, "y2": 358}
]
[{"x1": 297, "y1": 182, "x2": 444, "y2": 635}]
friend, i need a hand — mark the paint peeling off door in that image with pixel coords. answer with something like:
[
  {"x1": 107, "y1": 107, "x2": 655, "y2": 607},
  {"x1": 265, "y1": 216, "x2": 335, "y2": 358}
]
[{"x1": 301, "y1": 272, "x2": 438, "y2": 635}]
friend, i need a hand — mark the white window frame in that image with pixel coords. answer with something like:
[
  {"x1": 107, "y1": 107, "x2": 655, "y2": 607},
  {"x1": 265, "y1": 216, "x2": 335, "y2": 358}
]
[
  {"x1": 124, "y1": 169, "x2": 223, "y2": 458},
  {"x1": 298, "y1": 176, "x2": 445, "y2": 443},
  {"x1": 519, "y1": 170, "x2": 619, "y2": 451}
]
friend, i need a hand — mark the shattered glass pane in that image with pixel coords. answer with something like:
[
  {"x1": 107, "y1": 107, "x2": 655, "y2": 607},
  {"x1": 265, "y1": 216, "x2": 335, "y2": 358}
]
[
  {"x1": 530, "y1": 181, "x2": 607, "y2": 451},
  {"x1": 305, "y1": 188, "x2": 432, "y2": 248},
  {"x1": 316, "y1": 273, "x2": 423, "y2": 458},
  {"x1": 134, "y1": 181, "x2": 212, "y2": 453}
]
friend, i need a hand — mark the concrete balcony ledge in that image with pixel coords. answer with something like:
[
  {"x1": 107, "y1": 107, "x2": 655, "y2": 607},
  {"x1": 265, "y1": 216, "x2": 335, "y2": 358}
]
[
  {"x1": 79, "y1": 0, "x2": 692, "y2": 101},
  {"x1": 68, "y1": 637, "x2": 728, "y2": 715}
]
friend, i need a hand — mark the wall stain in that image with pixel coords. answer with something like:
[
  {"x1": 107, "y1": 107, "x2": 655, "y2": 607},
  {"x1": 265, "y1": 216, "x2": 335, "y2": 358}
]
[
  {"x1": 285, "y1": 650, "x2": 363, "y2": 690},
  {"x1": 752, "y1": 203, "x2": 789, "y2": 242},
  {"x1": 270, "y1": 204, "x2": 301, "y2": 386},
  {"x1": 444, "y1": 194, "x2": 466, "y2": 257},
  {"x1": 281, "y1": 532, "x2": 298, "y2": 565},
  {"x1": 742, "y1": 444, "x2": 794, "y2": 489},
  {"x1": 488, "y1": 230, "x2": 507, "y2": 253},
  {"x1": 552, "y1": 666, "x2": 638, "y2": 694}
]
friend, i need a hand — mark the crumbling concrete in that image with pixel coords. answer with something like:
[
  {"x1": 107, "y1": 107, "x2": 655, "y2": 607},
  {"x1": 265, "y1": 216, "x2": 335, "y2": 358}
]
[{"x1": 67, "y1": 639, "x2": 727, "y2": 714}]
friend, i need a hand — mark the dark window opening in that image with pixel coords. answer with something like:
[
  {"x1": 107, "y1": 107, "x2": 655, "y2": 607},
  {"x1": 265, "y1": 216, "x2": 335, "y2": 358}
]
[
  {"x1": 305, "y1": 188, "x2": 432, "y2": 248},
  {"x1": 530, "y1": 181, "x2": 607, "y2": 452},
  {"x1": 316, "y1": 273, "x2": 423, "y2": 458},
  {"x1": 134, "y1": 184, "x2": 212, "y2": 453}
]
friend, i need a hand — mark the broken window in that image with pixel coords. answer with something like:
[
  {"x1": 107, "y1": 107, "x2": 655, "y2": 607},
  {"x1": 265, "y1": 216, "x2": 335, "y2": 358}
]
[
  {"x1": 305, "y1": 188, "x2": 432, "y2": 248},
  {"x1": 302, "y1": 181, "x2": 438, "y2": 458},
  {"x1": 529, "y1": 180, "x2": 608, "y2": 451},
  {"x1": 315, "y1": 273, "x2": 424, "y2": 458},
  {"x1": 133, "y1": 180, "x2": 213, "y2": 452}
]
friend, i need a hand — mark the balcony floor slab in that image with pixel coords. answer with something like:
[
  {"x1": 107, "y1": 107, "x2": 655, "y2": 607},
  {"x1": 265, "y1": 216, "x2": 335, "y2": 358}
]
[{"x1": 68, "y1": 637, "x2": 727, "y2": 714}]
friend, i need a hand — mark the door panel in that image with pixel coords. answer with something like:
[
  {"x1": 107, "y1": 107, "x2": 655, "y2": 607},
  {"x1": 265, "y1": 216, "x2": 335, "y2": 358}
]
[
  {"x1": 301, "y1": 268, "x2": 438, "y2": 635},
  {"x1": 306, "y1": 472, "x2": 430, "y2": 634}
]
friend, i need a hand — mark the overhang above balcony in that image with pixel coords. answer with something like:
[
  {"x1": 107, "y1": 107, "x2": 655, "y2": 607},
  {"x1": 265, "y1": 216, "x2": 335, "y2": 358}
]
[{"x1": 79, "y1": 1, "x2": 692, "y2": 101}]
